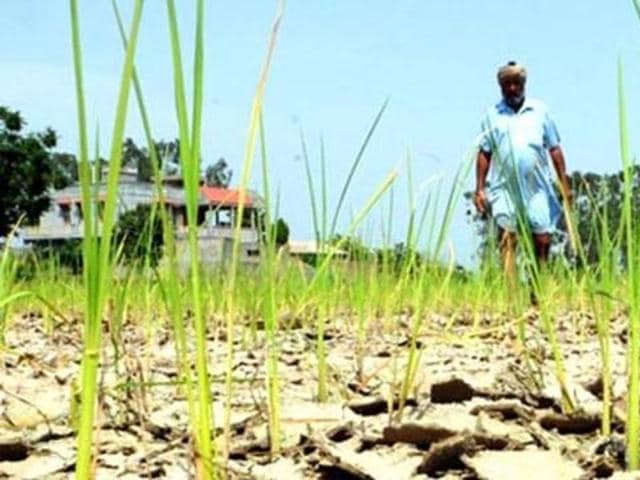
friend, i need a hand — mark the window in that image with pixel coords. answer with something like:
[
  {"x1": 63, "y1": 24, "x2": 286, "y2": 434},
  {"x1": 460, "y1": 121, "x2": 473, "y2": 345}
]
[
  {"x1": 218, "y1": 209, "x2": 231, "y2": 227},
  {"x1": 59, "y1": 204, "x2": 71, "y2": 225}
]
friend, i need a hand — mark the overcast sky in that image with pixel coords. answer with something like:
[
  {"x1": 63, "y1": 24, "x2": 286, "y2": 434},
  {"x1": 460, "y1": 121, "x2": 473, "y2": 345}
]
[{"x1": 2, "y1": 1, "x2": 640, "y2": 266}]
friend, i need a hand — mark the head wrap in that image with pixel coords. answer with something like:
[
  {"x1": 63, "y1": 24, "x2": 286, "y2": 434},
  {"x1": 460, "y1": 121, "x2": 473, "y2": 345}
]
[{"x1": 497, "y1": 61, "x2": 527, "y2": 84}]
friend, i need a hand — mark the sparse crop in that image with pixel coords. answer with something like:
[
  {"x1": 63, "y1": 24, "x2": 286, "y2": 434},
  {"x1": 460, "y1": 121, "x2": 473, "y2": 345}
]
[{"x1": 0, "y1": 0, "x2": 631, "y2": 477}]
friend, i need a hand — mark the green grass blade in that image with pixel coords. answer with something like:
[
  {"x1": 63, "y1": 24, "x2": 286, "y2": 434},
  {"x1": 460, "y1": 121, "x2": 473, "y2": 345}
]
[
  {"x1": 320, "y1": 135, "x2": 328, "y2": 243},
  {"x1": 112, "y1": 0, "x2": 196, "y2": 429},
  {"x1": 166, "y1": 0, "x2": 215, "y2": 475},
  {"x1": 301, "y1": 129, "x2": 321, "y2": 245},
  {"x1": 223, "y1": 1, "x2": 285, "y2": 460},
  {"x1": 191, "y1": 0, "x2": 205, "y2": 167},
  {"x1": 618, "y1": 57, "x2": 640, "y2": 470},
  {"x1": 329, "y1": 98, "x2": 389, "y2": 238},
  {"x1": 71, "y1": 1, "x2": 145, "y2": 478},
  {"x1": 633, "y1": 0, "x2": 640, "y2": 20}
]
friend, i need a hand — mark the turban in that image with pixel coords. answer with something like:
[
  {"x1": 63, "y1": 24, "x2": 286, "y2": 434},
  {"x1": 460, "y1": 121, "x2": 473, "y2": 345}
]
[{"x1": 497, "y1": 61, "x2": 527, "y2": 83}]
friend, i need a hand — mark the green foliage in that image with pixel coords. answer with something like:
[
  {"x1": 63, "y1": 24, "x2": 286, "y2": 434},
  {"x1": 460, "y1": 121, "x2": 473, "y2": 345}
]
[
  {"x1": 0, "y1": 106, "x2": 57, "y2": 236},
  {"x1": 9, "y1": 240, "x2": 84, "y2": 281},
  {"x1": 329, "y1": 233, "x2": 372, "y2": 261},
  {"x1": 204, "y1": 157, "x2": 233, "y2": 187},
  {"x1": 271, "y1": 217, "x2": 289, "y2": 246},
  {"x1": 114, "y1": 204, "x2": 163, "y2": 266},
  {"x1": 376, "y1": 242, "x2": 420, "y2": 272},
  {"x1": 122, "y1": 137, "x2": 149, "y2": 181},
  {"x1": 258, "y1": 214, "x2": 290, "y2": 247},
  {"x1": 51, "y1": 152, "x2": 79, "y2": 189},
  {"x1": 121, "y1": 137, "x2": 180, "y2": 182},
  {"x1": 568, "y1": 168, "x2": 635, "y2": 266},
  {"x1": 34, "y1": 240, "x2": 84, "y2": 275}
]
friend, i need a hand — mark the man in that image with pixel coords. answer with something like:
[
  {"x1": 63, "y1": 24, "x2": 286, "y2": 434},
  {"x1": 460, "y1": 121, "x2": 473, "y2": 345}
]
[{"x1": 474, "y1": 61, "x2": 572, "y2": 281}]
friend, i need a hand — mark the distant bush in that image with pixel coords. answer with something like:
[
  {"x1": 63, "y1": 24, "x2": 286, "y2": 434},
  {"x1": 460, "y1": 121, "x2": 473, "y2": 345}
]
[
  {"x1": 271, "y1": 218, "x2": 289, "y2": 247},
  {"x1": 114, "y1": 204, "x2": 163, "y2": 267},
  {"x1": 22, "y1": 239, "x2": 84, "y2": 277},
  {"x1": 257, "y1": 214, "x2": 290, "y2": 248}
]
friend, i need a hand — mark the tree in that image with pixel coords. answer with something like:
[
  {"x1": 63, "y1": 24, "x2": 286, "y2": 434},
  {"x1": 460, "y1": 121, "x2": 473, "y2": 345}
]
[
  {"x1": 0, "y1": 106, "x2": 58, "y2": 236},
  {"x1": 567, "y1": 168, "x2": 634, "y2": 266},
  {"x1": 330, "y1": 234, "x2": 372, "y2": 261},
  {"x1": 271, "y1": 218, "x2": 290, "y2": 247},
  {"x1": 121, "y1": 137, "x2": 181, "y2": 182},
  {"x1": 157, "y1": 139, "x2": 181, "y2": 176},
  {"x1": 114, "y1": 204, "x2": 163, "y2": 267},
  {"x1": 204, "y1": 157, "x2": 233, "y2": 187},
  {"x1": 51, "y1": 152, "x2": 79, "y2": 189},
  {"x1": 122, "y1": 137, "x2": 158, "y2": 182},
  {"x1": 257, "y1": 214, "x2": 290, "y2": 248}
]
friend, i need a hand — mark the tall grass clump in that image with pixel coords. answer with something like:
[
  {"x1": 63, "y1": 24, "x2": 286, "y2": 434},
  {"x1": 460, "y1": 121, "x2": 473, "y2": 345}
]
[
  {"x1": 220, "y1": 1, "x2": 285, "y2": 458},
  {"x1": 111, "y1": 0, "x2": 195, "y2": 423},
  {"x1": 298, "y1": 98, "x2": 403, "y2": 405},
  {"x1": 617, "y1": 57, "x2": 640, "y2": 470},
  {"x1": 566, "y1": 176, "x2": 617, "y2": 435},
  {"x1": 397, "y1": 150, "x2": 474, "y2": 420},
  {"x1": 0, "y1": 233, "x2": 19, "y2": 344},
  {"x1": 257, "y1": 115, "x2": 283, "y2": 453},
  {"x1": 164, "y1": 0, "x2": 218, "y2": 476},
  {"x1": 307, "y1": 169, "x2": 398, "y2": 399},
  {"x1": 621, "y1": 1, "x2": 640, "y2": 469},
  {"x1": 69, "y1": 0, "x2": 144, "y2": 477}
]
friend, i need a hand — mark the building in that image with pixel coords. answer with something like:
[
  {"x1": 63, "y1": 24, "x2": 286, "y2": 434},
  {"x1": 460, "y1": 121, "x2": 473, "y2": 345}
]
[
  {"x1": 21, "y1": 167, "x2": 264, "y2": 266},
  {"x1": 286, "y1": 239, "x2": 347, "y2": 260}
]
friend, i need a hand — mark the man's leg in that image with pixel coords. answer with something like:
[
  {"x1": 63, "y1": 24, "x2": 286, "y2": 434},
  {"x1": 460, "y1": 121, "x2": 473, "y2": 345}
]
[
  {"x1": 499, "y1": 228, "x2": 517, "y2": 285},
  {"x1": 529, "y1": 232, "x2": 552, "y2": 306},
  {"x1": 533, "y1": 232, "x2": 552, "y2": 265}
]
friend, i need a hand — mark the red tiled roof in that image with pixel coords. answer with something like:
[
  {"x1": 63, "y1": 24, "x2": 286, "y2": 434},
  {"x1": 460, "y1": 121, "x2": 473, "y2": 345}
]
[
  {"x1": 56, "y1": 195, "x2": 106, "y2": 204},
  {"x1": 199, "y1": 186, "x2": 253, "y2": 207}
]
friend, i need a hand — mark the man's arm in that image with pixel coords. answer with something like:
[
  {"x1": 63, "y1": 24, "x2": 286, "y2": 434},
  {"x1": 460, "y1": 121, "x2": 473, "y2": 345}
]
[
  {"x1": 474, "y1": 150, "x2": 491, "y2": 214},
  {"x1": 549, "y1": 146, "x2": 571, "y2": 203}
]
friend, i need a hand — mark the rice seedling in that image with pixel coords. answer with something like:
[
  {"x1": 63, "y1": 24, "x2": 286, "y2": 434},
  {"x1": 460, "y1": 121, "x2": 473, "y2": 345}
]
[
  {"x1": 617, "y1": 56, "x2": 640, "y2": 469},
  {"x1": 308, "y1": 170, "x2": 399, "y2": 401},
  {"x1": 257, "y1": 114, "x2": 283, "y2": 453},
  {"x1": 0, "y1": 231, "x2": 20, "y2": 344},
  {"x1": 5, "y1": 1, "x2": 640, "y2": 478},
  {"x1": 69, "y1": 0, "x2": 145, "y2": 477},
  {"x1": 299, "y1": 99, "x2": 400, "y2": 407},
  {"x1": 329, "y1": 99, "x2": 389, "y2": 240},
  {"x1": 560, "y1": 173, "x2": 617, "y2": 435},
  {"x1": 110, "y1": 11, "x2": 202, "y2": 465},
  {"x1": 221, "y1": 0, "x2": 285, "y2": 462},
  {"x1": 164, "y1": 0, "x2": 219, "y2": 475},
  {"x1": 590, "y1": 201, "x2": 616, "y2": 436},
  {"x1": 393, "y1": 143, "x2": 477, "y2": 419}
]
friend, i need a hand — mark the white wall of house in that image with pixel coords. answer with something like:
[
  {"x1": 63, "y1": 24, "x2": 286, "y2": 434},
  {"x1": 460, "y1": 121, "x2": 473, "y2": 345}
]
[{"x1": 21, "y1": 176, "x2": 263, "y2": 267}]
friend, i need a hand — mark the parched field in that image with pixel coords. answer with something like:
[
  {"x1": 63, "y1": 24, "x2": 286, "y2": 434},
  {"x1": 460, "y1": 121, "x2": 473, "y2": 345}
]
[{"x1": 1, "y1": 306, "x2": 635, "y2": 479}]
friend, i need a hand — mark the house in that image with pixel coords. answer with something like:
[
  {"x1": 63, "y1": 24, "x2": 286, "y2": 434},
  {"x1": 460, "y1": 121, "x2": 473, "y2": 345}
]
[
  {"x1": 21, "y1": 167, "x2": 264, "y2": 266},
  {"x1": 286, "y1": 240, "x2": 347, "y2": 261}
]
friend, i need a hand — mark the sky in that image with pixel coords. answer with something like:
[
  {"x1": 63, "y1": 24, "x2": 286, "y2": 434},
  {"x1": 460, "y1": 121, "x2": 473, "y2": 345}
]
[{"x1": 2, "y1": 1, "x2": 640, "y2": 267}]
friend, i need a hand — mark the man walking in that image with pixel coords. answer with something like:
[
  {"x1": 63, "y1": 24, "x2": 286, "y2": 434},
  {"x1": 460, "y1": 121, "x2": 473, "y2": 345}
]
[{"x1": 474, "y1": 61, "x2": 572, "y2": 281}]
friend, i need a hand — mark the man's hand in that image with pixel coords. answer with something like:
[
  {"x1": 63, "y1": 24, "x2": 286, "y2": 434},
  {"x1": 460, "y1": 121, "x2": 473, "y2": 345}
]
[
  {"x1": 473, "y1": 189, "x2": 488, "y2": 216},
  {"x1": 475, "y1": 150, "x2": 491, "y2": 218}
]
